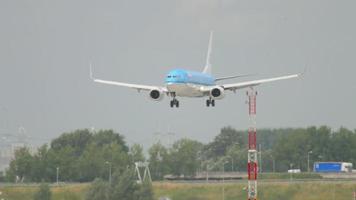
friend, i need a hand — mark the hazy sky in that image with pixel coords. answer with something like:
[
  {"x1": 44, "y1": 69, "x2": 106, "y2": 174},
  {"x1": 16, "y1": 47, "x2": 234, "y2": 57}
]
[{"x1": 0, "y1": 0, "x2": 355, "y2": 148}]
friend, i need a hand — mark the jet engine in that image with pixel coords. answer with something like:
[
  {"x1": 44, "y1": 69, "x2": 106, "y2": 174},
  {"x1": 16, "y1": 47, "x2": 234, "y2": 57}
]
[
  {"x1": 149, "y1": 89, "x2": 164, "y2": 101},
  {"x1": 210, "y1": 87, "x2": 225, "y2": 99}
]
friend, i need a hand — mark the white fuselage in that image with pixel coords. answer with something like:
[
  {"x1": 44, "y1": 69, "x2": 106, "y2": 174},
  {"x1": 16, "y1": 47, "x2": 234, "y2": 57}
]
[
  {"x1": 165, "y1": 69, "x2": 215, "y2": 97},
  {"x1": 166, "y1": 83, "x2": 206, "y2": 97}
]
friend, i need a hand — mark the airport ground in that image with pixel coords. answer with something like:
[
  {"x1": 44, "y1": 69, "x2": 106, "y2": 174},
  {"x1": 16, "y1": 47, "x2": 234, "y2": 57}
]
[{"x1": 1, "y1": 179, "x2": 356, "y2": 200}]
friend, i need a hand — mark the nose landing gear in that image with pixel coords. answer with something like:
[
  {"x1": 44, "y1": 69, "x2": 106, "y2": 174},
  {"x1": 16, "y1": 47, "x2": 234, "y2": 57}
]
[
  {"x1": 170, "y1": 99, "x2": 179, "y2": 108},
  {"x1": 170, "y1": 92, "x2": 179, "y2": 108}
]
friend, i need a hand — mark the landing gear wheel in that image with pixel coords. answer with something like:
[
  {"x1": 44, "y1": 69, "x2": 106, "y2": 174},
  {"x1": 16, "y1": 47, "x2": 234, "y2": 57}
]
[
  {"x1": 206, "y1": 99, "x2": 215, "y2": 107},
  {"x1": 170, "y1": 99, "x2": 180, "y2": 108},
  {"x1": 170, "y1": 100, "x2": 174, "y2": 108}
]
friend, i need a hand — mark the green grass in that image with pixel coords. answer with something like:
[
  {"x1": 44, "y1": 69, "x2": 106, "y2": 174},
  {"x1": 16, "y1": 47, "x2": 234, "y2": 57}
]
[
  {"x1": 0, "y1": 181, "x2": 355, "y2": 200},
  {"x1": 0, "y1": 184, "x2": 87, "y2": 200},
  {"x1": 154, "y1": 181, "x2": 356, "y2": 200},
  {"x1": 259, "y1": 172, "x2": 323, "y2": 179}
]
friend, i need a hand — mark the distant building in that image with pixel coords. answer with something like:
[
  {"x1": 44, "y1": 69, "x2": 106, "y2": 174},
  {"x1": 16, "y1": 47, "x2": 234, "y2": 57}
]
[
  {"x1": 0, "y1": 126, "x2": 39, "y2": 172},
  {"x1": 0, "y1": 142, "x2": 37, "y2": 172}
]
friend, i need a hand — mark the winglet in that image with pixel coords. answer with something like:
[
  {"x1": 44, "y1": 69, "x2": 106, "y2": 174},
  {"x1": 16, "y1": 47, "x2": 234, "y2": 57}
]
[
  {"x1": 89, "y1": 61, "x2": 94, "y2": 80},
  {"x1": 299, "y1": 66, "x2": 307, "y2": 77}
]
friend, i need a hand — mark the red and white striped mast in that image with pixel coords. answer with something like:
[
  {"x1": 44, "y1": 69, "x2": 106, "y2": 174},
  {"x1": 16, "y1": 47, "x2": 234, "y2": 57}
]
[{"x1": 247, "y1": 88, "x2": 258, "y2": 200}]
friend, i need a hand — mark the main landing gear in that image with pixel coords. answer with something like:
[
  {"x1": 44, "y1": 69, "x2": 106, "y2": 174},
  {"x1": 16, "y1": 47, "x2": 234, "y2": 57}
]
[{"x1": 206, "y1": 98, "x2": 215, "y2": 107}]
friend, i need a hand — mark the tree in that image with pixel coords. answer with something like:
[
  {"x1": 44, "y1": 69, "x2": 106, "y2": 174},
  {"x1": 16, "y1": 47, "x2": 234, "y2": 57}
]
[
  {"x1": 204, "y1": 127, "x2": 245, "y2": 158},
  {"x1": 272, "y1": 128, "x2": 310, "y2": 171},
  {"x1": 31, "y1": 145, "x2": 51, "y2": 182},
  {"x1": 130, "y1": 144, "x2": 145, "y2": 163},
  {"x1": 53, "y1": 146, "x2": 78, "y2": 181},
  {"x1": 92, "y1": 130, "x2": 129, "y2": 152},
  {"x1": 225, "y1": 144, "x2": 247, "y2": 172},
  {"x1": 304, "y1": 126, "x2": 332, "y2": 162},
  {"x1": 6, "y1": 147, "x2": 33, "y2": 182},
  {"x1": 85, "y1": 178, "x2": 110, "y2": 200},
  {"x1": 33, "y1": 182, "x2": 52, "y2": 200},
  {"x1": 4, "y1": 129, "x2": 131, "y2": 183},
  {"x1": 85, "y1": 168, "x2": 154, "y2": 200},
  {"x1": 51, "y1": 129, "x2": 92, "y2": 157},
  {"x1": 48, "y1": 129, "x2": 130, "y2": 182},
  {"x1": 329, "y1": 127, "x2": 355, "y2": 162},
  {"x1": 110, "y1": 168, "x2": 139, "y2": 200},
  {"x1": 135, "y1": 180, "x2": 154, "y2": 200},
  {"x1": 148, "y1": 143, "x2": 169, "y2": 180},
  {"x1": 78, "y1": 143, "x2": 129, "y2": 182},
  {"x1": 168, "y1": 139, "x2": 203, "y2": 177}
]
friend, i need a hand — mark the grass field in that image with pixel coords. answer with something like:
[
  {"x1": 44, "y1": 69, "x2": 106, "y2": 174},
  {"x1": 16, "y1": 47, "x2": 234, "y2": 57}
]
[
  {"x1": 0, "y1": 181, "x2": 356, "y2": 200},
  {"x1": 0, "y1": 183, "x2": 87, "y2": 200}
]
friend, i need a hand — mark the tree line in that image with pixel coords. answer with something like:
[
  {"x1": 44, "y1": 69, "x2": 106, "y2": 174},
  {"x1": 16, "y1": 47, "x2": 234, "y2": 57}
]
[
  {"x1": 5, "y1": 126, "x2": 356, "y2": 183},
  {"x1": 148, "y1": 126, "x2": 356, "y2": 179},
  {"x1": 5, "y1": 129, "x2": 144, "y2": 182}
]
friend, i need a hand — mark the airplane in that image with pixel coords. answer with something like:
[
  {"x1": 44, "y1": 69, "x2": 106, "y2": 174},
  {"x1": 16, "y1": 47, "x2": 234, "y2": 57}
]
[{"x1": 90, "y1": 32, "x2": 301, "y2": 108}]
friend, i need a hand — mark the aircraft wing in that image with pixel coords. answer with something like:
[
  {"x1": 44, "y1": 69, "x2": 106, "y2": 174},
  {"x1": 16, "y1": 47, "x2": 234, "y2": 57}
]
[
  {"x1": 221, "y1": 73, "x2": 300, "y2": 91},
  {"x1": 93, "y1": 78, "x2": 167, "y2": 92},
  {"x1": 215, "y1": 74, "x2": 256, "y2": 81},
  {"x1": 89, "y1": 66, "x2": 167, "y2": 92}
]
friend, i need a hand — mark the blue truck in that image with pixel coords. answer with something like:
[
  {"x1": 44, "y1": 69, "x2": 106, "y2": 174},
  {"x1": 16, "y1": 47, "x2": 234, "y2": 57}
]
[{"x1": 314, "y1": 162, "x2": 353, "y2": 173}]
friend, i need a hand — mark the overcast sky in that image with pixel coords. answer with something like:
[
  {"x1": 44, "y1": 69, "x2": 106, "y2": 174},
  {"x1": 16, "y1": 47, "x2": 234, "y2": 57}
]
[{"x1": 0, "y1": 0, "x2": 355, "y2": 148}]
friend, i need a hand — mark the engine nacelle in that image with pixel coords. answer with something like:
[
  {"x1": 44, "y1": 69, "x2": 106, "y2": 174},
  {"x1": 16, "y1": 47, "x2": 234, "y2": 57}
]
[
  {"x1": 149, "y1": 89, "x2": 164, "y2": 101},
  {"x1": 210, "y1": 87, "x2": 225, "y2": 100}
]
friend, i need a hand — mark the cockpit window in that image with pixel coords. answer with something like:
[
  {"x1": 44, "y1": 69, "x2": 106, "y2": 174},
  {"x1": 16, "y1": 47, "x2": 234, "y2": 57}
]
[{"x1": 167, "y1": 75, "x2": 181, "y2": 78}]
